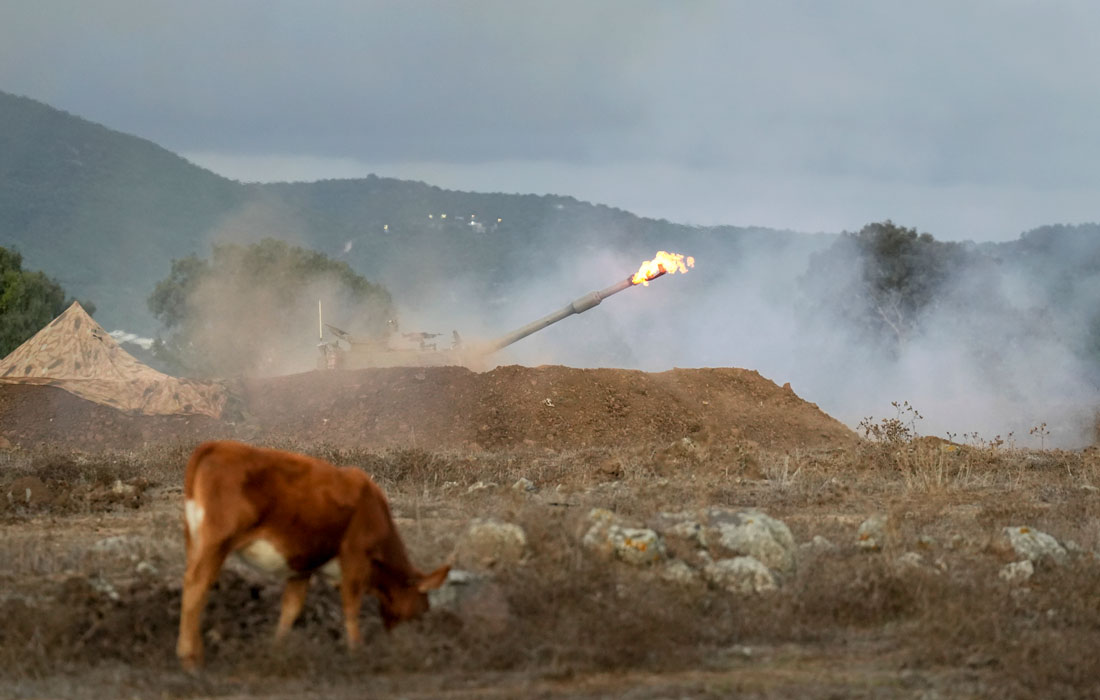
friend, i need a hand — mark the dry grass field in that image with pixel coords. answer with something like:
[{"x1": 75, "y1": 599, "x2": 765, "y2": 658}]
[{"x1": 1, "y1": 368, "x2": 1099, "y2": 698}]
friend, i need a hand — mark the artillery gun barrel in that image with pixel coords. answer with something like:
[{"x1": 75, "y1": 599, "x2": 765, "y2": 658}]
[{"x1": 479, "y1": 270, "x2": 666, "y2": 356}]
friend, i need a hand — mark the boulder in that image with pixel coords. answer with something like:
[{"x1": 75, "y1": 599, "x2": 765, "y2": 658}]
[
  {"x1": 704, "y1": 556, "x2": 778, "y2": 595},
  {"x1": 1001, "y1": 526, "x2": 1067, "y2": 566},
  {"x1": 582, "y1": 508, "x2": 666, "y2": 566},
  {"x1": 856, "y1": 515, "x2": 889, "y2": 552},
  {"x1": 660, "y1": 559, "x2": 703, "y2": 586},
  {"x1": 704, "y1": 508, "x2": 796, "y2": 574},
  {"x1": 453, "y1": 518, "x2": 528, "y2": 571},
  {"x1": 999, "y1": 560, "x2": 1034, "y2": 584}
]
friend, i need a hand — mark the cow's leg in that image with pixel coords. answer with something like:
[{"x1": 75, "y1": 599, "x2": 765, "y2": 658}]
[
  {"x1": 275, "y1": 575, "x2": 311, "y2": 642},
  {"x1": 336, "y1": 548, "x2": 372, "y2": 650},
  {"x1": 176, "y1": 541, "x2": 229, "y2": 671},
  {"x1": 339, "y1": 572, "x2": 367, "y2": 650}
]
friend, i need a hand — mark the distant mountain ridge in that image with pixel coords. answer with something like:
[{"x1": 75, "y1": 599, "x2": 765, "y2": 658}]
[{"x1": 2, "y1": 89, "x2": 1089, "y2": 343}]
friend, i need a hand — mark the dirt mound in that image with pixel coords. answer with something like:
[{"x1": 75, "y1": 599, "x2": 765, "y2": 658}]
[
  {"x1": 0, "y1": 365, "x2": 855, "y2": 452},
  {"x1": 0, "y1": 383, "x2": 229, "y2": 449}
]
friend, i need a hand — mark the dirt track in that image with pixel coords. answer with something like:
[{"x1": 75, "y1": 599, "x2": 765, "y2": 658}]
[{"x1": 0, "y1": 365, "x2": 856, "y2": 452}]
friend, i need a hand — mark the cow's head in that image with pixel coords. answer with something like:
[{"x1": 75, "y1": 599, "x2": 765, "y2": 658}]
[{"x1": 375, "y1": 564, "x2": 450, "y2": 629}]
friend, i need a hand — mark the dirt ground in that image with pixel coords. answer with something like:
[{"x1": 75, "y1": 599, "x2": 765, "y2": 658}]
[
  {"x1": 0, "y1": 365, "x2": 855, "y2": 452},
  {"x1": 2, "y1": 366, "x2": 1099, "y2": 699}
]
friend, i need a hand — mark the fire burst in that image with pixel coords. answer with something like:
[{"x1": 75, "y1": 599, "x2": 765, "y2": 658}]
[{"x1": 632, "y1": 251, "x2": 695, "y2": 285}]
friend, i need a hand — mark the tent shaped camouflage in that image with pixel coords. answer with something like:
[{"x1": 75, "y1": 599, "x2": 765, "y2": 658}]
[{"x1": 0, "y1": 302, "x2": 226, "y2": 418}]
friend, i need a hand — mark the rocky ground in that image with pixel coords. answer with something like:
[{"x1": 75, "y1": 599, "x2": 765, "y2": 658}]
[{"x1": 1, "y1": 366, "x2": 1099, "y2": 698}]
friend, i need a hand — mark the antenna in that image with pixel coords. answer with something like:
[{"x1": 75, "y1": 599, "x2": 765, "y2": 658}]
[{"x1": 318, "y1": 300, "x2": 323, "y2": 341}]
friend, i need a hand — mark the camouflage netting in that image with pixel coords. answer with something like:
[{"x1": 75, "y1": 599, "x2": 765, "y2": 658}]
[{"x1": 0, "y1": 302, "x2": 226, "y2": 418}]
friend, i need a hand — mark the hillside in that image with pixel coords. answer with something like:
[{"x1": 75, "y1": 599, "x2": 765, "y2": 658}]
[
  {"x1": 0, "y1": 90, "x2": 828, "y2": 335},
  {"x1": 0, "y1": 91, "x2": 247, "y2": 330}
]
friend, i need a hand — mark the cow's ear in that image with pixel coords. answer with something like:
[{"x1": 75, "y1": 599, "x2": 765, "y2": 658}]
[{"x1": 417, "y1": 564, "x2": 450, "y2": 592}]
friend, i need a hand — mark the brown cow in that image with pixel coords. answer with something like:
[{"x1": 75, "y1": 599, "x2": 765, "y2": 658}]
[{"x1": 176, "y1": 440, "x2": 450, "y2": 670}]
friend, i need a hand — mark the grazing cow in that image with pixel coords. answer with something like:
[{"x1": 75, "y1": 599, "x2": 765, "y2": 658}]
[{"x1": 176, "y1": 440, "x2": 450, "y2": 670}]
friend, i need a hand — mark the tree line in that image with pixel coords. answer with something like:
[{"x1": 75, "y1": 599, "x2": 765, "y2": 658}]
[{"x1": 0, "y1": 246, "x2": 94, "y2": 356}]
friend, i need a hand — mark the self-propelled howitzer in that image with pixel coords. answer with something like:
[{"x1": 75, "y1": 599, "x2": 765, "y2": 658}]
[{"x1": 317, "y1": 268, "x2": 672, "y2": 370}]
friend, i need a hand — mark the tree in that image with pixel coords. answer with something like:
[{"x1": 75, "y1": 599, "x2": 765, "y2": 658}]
[
  {"x1": 148, "y1": 238, "x2": 395, "y2": 377},
  {"x1": 799, "y1": 221, "x2": 968, "y2": 350},
  {"x1": 0, "y1": 245, "x2": 95, "y2": 356}
]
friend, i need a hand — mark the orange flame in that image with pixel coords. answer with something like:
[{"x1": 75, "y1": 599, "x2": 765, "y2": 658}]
[{"x1": 631, "y1": 251, "x2": 695, "y2": 285}]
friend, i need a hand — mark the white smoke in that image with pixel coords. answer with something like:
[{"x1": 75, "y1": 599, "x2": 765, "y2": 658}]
[{"x1": 109, "y1": 330, "x2": 155, "y2": 350}]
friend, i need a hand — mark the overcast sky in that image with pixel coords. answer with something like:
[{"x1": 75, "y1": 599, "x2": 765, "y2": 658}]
[{"x1": 2, "y1": 0, "x2": 1098, "y2": 242}]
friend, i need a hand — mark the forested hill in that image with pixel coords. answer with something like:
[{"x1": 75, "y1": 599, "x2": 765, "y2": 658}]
[
  {"x1": 0, "y1": 91, "x2": 246, "y2": 330},
  {"x1": 0, "y1": 90, "x2": 825, "y2": 333}
]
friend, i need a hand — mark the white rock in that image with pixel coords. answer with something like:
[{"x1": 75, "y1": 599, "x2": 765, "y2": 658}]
[
  {"x1": 660, "y1": 559, "x2": 702, "y2": 586},
  {"x1": 999, "y1": 560, "x2": 1035, "y2": 584},
  {"x1": 511, "y1": 477, "x2": 537, "y2": 492},
  {"x1": 453, "y1": 519, "x2": 527, "y2": 570},
  {"x1": 808, "y1": 535, "x2": 837, "y2": 552},
  {"x1": 111, "y1": 480, "x2": 136, "y2": 496},
  {"x1": 582, "y1": 508, "x2": 666, "y2": 565},
  {"x1": 857, "y1": 515, "x2": 888, "y2": 551},
  {"x1": 1002, "y1": 526, "x2": 1067, "y2": 565},
  {"x1": 466, "y1": 481, "x2": 499, "y2": 494},
  {"x1": 704, "y1": 508, "x2": 796, "y2": 574},
  {"x1": 607, "y1": 526, "x2": 665, "y2": 565},
  {"x1": 895, "y1": 551, "x2": 925, "y2": 569},
  {"x1": 704, "y1": 556, "x2": 778, "y2": 595}
]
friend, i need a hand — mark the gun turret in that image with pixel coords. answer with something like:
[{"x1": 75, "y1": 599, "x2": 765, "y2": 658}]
[
  {"x1": 478, "y1": 270, "x2": 665, "y2": 356},
  {"x1": 317, "y1": 251, "x2": 689, "y2": 370}
]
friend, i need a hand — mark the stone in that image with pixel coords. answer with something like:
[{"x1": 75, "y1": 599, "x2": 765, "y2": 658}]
[
  {"x1": 660, "y1": 559, "x2": 702, "y2": 586},
  {"x1": 999, "y1": 560, "x2": 1034, "y2": 584},
  {"x1": 895, "y1": 551, "x2": 925, "y2": 569},
  {"x1": 607, "y1": 526, "x2": 665, "y2": 565},
  {"x1": 704, "y1": 556, "x2": 778, "y2": 595},
  {"x1": 111, "y1": 480, "x2": 136, "y2": 496},
  {"x1": 856, "y1": 515, "x2": 888, "y2": 551},
  {"x1": 705, "y1": 508, "x2": 796, "y2": 574},
  {"x1": 1001, "y1": 526, "x2": 1067, "y2": 565},
  {"x1": 803, "y1": 534, "x2": 837, "y2": 553},
  {"x1": 581, "y1": 508, "x2": 666, "y2": 566},
  {"x1": 511, "y1": 477, "x2": 537, "y2": 493},
  {"x1": 453, "y1": 519, "x2": 527, "y2": 570},
  {"x1": 465, "y1": 481, "x2": 499, "y2": 494}
]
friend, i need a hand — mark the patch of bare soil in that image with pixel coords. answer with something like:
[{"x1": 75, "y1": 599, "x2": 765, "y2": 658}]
[
  {"x1": 0, "y1": 383, "x2": 228, "y2": 448},
  {"x1": 0, "y1": 365, "x2": 856, "y2": 452}
]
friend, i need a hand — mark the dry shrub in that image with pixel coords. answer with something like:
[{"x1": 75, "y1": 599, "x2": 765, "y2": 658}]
[{"x1": 909, "y1": 559, "x2": 1100, "y2": 697}]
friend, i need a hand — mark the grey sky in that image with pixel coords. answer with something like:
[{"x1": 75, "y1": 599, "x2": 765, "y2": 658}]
[{"x1": 2, "y1": 0, "x2": 1098, "y2": 241}]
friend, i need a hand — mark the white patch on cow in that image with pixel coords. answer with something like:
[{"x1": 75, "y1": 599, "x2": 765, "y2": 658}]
[
  {"x1": 237, "y1": 538, "x2": 291, "y2": 575},
  {"x1": 184, "y1": 500, "x2": 204, "y2": 543},
  {"x1": 320, "y1": 557, "x2": 342, "y2": 583}
]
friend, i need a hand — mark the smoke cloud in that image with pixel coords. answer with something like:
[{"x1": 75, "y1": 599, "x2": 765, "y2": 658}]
[{"x1": 423, "y1": 227, "x2": 1098, "y2": 448}]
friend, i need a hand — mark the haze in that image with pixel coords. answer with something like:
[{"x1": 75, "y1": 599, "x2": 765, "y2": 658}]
[{"x1": 3, "y1": 1, "x2": 1099, "y2": 241}]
